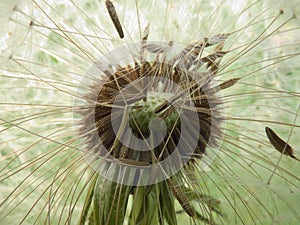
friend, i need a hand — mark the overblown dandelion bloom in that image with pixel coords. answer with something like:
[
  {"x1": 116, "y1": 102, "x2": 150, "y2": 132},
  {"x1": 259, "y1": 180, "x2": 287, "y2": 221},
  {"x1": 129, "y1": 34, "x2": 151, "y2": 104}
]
[{"x1": 0, "y1": 0, "x2": 300, "y2": 225}]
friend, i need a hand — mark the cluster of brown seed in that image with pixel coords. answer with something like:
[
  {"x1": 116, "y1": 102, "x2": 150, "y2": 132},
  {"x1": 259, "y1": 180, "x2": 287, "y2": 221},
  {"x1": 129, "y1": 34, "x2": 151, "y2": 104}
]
[{"x1": 79, "y1": 33, "x2": 241, "y2": 171}]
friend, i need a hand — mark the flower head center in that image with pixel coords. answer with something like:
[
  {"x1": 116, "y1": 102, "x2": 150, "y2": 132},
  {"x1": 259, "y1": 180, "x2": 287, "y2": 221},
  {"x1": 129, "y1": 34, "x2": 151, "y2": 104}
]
[{"x1": 129, "y1": 95, "x2": 180, "y2": 136}]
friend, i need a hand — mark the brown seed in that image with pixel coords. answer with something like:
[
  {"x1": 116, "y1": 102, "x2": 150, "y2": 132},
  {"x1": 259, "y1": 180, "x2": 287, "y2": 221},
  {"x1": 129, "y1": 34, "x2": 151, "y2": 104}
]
[
  {"x1": 142, "y1": 23, "x2": 150, "y2": 42},
  {"x1": 265, "y1": 127, "x2": 299, "y2": 161},
  {"x1": 208, "y1": 78, "x2": 240, "y2": 93},
  {"x1": 197, "y1": 51, "x2": 227, "y2": 67},
  {"x1": 219, "y1": 78, "x2": 240, "y2": 90},
  {"x1": 143, "y1": 43, "x2": 169, "y2": 54},
  {"x1": 117, "y1": 158, "x2": 150, "y2": 167},
  {"x1": 168, "y1": 179, "x2": 195, "y2": 217},
  {"x1": 105, "y1": 0, "x2": 124, "y2": 39}
]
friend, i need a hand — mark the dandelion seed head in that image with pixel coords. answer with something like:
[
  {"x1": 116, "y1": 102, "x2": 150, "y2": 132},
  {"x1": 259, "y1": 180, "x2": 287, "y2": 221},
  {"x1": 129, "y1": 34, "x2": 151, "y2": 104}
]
[
  {"x1": 1, "y1": 0, "x2": 300, "y2": 224},
  {"x1": 74, "y1": 39, "x2": 226, "y2": 185}
]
